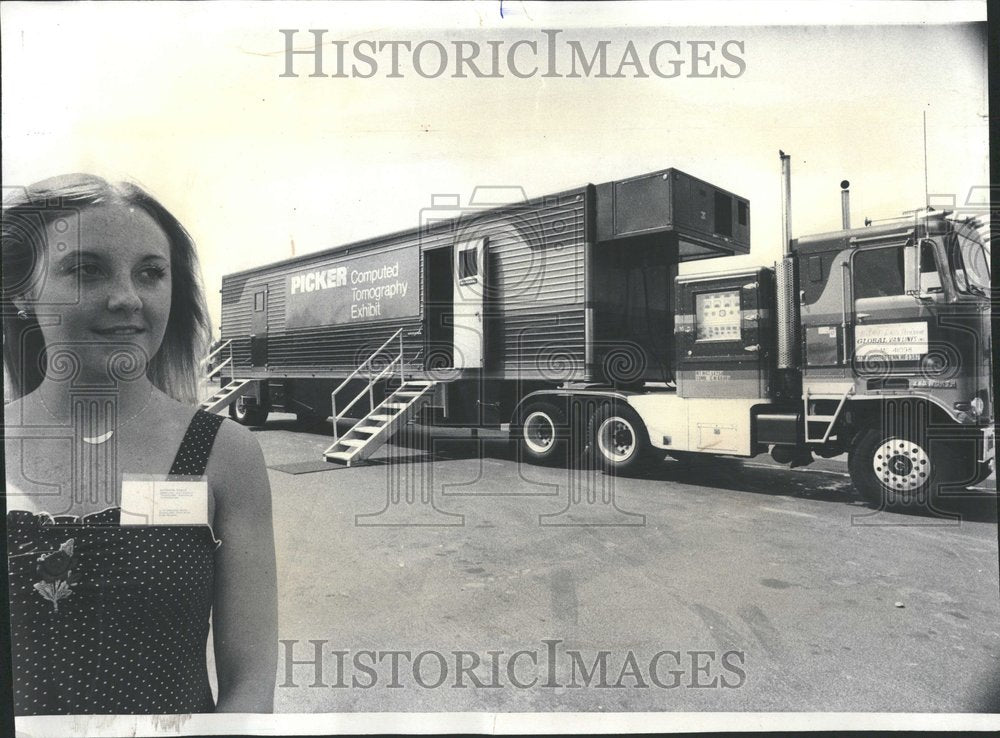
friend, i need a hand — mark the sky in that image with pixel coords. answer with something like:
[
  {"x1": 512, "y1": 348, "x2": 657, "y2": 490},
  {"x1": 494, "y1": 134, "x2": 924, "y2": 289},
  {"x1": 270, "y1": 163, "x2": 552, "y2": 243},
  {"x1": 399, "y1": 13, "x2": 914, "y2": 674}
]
[{"x1": 1, "y1": 1, "x2": 990, "y2": 335}]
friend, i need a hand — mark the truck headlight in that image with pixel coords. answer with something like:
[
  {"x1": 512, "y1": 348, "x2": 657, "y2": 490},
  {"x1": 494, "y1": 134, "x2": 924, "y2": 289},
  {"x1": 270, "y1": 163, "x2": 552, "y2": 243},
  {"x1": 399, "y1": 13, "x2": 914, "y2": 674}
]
[{"x1": 971, "y1": 396, "x2": 984, "y2": 416}]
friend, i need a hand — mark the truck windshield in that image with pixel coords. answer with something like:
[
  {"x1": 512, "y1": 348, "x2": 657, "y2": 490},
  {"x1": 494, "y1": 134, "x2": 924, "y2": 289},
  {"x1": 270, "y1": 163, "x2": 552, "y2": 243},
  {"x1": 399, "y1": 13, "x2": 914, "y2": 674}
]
[{"x1": 948, "y1": 222, "x2": 991, "y2": 295}]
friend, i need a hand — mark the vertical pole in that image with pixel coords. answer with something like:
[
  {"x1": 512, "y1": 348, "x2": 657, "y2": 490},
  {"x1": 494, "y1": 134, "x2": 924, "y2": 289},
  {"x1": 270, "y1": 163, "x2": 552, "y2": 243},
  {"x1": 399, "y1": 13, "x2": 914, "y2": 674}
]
[
  {"x1": 840, "y1": 181, "x2": 851, "y2": 230},
  {"x1": 332, "y1": 391, "x2": 338, "y2": 443},
  {"x1": 775, "y1": 151, "x2": 798, "y2": 373},
  {"x1": 780, "y1": 150, "x2": 792, "y2": 257},
  {"x1": 368, "y1": 359, "x2": 374, "y2": 413},
  {"x1": 923, "y1": 110, "x2": 929, "y2": 209},
  {"x1": 400, "y1": 330, "x2": 404, "y2": 384}
]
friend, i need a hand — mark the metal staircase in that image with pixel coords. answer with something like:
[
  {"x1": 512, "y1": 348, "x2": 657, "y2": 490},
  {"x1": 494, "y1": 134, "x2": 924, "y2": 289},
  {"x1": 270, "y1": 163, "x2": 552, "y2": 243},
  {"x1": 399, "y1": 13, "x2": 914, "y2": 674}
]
[
  {"x1": 324, "y1": 329, "x2": 435, "y2": 467},
  {"x1": 200, "y1": 378, "x2": 257, "y2": 413},
  {"x1": 198, "y1": 339, "x2": 256, "y2": 413}
]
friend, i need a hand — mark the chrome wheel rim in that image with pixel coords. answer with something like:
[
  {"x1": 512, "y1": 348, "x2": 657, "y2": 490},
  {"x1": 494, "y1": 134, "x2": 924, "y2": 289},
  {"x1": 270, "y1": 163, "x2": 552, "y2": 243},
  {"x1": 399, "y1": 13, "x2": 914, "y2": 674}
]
[
  {"x1": 873, "y1": 438, "x2": 930, "y2": 492},
  {"x1": 597, "y1": 416, "x2": 636, "y2": 463},
  {"x1": 523, "y1": 411, "x2": 555, "y2": 454}
]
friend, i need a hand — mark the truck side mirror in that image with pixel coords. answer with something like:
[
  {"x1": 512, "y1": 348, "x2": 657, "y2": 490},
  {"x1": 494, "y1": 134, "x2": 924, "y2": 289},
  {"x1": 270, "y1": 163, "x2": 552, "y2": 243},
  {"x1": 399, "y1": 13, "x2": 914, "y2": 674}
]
[
  {"x1": 903, "y1": 242, "x2": 919, "y2": 294},
  {"x1": 902, "y1": 242, "x2": 933, "y2": 301}
]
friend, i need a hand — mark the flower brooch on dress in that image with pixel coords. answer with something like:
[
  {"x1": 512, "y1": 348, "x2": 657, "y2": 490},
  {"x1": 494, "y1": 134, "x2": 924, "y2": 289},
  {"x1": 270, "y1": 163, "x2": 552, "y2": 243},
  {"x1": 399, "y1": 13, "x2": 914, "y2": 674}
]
[{"x1": 34, "y1": 538, "x2": 79, "y2": 613}]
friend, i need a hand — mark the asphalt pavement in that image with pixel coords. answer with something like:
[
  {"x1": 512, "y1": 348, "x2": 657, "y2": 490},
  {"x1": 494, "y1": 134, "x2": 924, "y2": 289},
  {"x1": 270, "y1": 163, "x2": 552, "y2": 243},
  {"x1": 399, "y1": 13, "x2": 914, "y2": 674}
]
[{"x1": 241, "y1": 414, "x2": 999, "y2": 713}]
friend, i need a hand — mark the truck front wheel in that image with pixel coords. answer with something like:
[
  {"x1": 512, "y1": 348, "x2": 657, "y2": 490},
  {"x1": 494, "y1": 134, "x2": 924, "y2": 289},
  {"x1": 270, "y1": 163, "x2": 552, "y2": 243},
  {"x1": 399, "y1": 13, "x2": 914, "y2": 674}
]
[
  {"x1": 589, "y1": 403, "x2": 657, "y2": 475},
  {"x1": 848, "y1": 428, "x2": 940, "y2": 507}
]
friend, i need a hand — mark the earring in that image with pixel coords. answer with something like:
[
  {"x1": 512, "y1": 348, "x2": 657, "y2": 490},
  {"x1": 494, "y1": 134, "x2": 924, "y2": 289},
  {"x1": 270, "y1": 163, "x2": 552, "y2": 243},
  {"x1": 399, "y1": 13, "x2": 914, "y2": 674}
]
[{"x1": 17, "y1": 309, "x2": 30, "y2": 321}]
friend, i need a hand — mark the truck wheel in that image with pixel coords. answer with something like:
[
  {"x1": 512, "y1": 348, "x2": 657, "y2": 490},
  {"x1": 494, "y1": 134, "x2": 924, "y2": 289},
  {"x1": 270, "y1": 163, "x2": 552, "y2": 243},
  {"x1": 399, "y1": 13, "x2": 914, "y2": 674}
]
[
  {"x1": 229, "y1": 396, "x2": 269, "y2": 427},
  {"x1": 848, "y1": 428, "x2": 940, "y2": 507},
  {"x1": 589, "y1": 403, "x2": 656, "y2": 475},
  {"x1": 516, "y1": 401, "x2": 566, "y2": 465}
]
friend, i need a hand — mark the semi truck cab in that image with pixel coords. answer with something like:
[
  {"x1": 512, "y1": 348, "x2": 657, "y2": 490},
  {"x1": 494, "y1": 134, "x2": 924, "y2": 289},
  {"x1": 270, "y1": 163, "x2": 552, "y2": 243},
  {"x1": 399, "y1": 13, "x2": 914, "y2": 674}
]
[
  {"x1": 561, "y1": 211, "x2": 992, "y2": 507},
  {"x1": 790, "y1": 212, "x2": 993, "y2": 503}
]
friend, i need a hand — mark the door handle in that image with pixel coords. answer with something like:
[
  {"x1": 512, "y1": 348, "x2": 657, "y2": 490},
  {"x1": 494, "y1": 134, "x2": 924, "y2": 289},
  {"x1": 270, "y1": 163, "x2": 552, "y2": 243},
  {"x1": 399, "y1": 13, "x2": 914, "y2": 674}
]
[{"x1": 855, "y1": 313, "x2": 870, "y2": 322}]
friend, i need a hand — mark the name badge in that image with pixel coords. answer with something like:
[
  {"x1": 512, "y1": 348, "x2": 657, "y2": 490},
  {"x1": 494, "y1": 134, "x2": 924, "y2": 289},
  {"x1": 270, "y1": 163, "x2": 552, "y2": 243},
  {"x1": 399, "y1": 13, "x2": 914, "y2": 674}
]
[{"x1": 121, "y1": 474, "x2": 209, "y2": 526}]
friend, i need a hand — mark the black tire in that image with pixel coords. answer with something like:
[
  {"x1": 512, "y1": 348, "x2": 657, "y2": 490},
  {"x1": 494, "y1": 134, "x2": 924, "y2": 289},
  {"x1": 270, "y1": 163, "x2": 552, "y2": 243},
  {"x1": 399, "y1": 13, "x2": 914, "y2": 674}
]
[
  {"x1": 588, "y1": 402, "x2": 656, "y2": 475},
  {"x1": 848, "y1": 427, "x2": 941, "y2": 507},
  {"x1": 229, "y1": 396, "x2": 269, "y2": 427},
  {"x1": 515, "y1": 401, "x2": 567, "y2": 465}
]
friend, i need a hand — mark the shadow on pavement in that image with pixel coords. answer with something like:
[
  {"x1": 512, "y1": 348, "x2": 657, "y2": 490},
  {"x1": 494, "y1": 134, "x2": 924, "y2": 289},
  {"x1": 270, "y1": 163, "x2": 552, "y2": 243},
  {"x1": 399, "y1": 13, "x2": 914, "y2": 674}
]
[{"x1": 254, "y1": 419, "x2": 998, "y2": 524}]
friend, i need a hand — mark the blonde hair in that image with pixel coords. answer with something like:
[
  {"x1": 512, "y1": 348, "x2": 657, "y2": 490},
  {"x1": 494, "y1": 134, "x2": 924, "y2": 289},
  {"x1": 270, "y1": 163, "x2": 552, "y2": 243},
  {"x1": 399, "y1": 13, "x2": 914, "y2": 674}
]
[{"x1": 2, "y1": 174, "x2": 210, "y2": 404}]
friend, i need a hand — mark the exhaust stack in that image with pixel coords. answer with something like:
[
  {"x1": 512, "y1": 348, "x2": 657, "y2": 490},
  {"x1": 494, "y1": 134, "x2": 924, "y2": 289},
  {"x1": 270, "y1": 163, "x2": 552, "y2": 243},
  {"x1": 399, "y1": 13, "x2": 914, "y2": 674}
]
[
  {"x1": 780, "y1": 151, "x2": 792, "y2": 257},
  {"x1": 840, "y1": 180, "x2": 851, "y2": 230},
  {"x1": 775, "y1": 151, "x2": 799, "y2": 371}
]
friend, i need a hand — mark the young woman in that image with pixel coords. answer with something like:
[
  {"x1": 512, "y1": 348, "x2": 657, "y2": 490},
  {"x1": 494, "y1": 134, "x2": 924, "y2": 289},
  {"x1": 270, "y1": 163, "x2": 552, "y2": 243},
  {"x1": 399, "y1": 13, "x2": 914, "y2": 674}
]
[{"x1": 3, "y1": 174, "x2": 277, "y2": 714}]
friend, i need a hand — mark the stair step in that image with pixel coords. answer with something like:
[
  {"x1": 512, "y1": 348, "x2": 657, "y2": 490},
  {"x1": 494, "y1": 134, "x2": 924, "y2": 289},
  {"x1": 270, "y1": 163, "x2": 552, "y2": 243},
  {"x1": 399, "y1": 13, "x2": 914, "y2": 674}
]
[
  {"x1": 385, "y1": 403, "x2": 409, "y2": 409},
  {"x1": 355, "y1": 425, "x2": 382, "y2": 434},
  {"x1": 341, "y1": 439, "x2": 366, "y2": 447},
  {"x1": 325, "y1": 451, "x2": 353, "y2": 462},
  {"x1": 370, "y1": 414, "x2": 393, "y2": 422}
]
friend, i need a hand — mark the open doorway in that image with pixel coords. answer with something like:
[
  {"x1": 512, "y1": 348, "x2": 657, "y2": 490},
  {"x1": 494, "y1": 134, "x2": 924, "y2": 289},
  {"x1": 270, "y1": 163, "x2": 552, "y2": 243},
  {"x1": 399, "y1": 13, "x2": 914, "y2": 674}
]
[{"x1": 423, "y1": 247, "x2": 453, "y2": 369}]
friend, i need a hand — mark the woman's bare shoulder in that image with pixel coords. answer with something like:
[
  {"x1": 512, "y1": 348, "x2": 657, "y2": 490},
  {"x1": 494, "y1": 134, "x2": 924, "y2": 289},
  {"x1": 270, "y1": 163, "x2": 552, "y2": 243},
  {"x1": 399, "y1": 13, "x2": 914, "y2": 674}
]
[
  {"x1": 211, "y1": 413, "x2": 263, "y2": 457},
  {"x1": 3, "y1": 394, "x2": 41, "y2": 430},
  {"x1": 205, "y1": 415, "x2": 270, "y2": 502}
]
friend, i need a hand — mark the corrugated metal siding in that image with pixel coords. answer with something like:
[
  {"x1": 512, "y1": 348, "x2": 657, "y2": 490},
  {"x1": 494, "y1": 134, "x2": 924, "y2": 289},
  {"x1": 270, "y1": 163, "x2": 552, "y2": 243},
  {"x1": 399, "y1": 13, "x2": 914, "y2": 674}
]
[{"x1": 220, "y1": 189, "x2": 588, "y2": 381}]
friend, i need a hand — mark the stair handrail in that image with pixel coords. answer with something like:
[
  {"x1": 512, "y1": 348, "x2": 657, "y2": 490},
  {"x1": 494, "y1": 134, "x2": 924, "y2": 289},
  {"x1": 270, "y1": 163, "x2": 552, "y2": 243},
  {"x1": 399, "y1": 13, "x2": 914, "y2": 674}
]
[
  {"x1": 202, "y1": 339, "x2": 234, "y2": 380},
  {"x1": 333, "y1": 356, "x2": 401, "y2": 429},
  {"x1": 330, "y1": 329, "x2": 406, "y2": 443}
]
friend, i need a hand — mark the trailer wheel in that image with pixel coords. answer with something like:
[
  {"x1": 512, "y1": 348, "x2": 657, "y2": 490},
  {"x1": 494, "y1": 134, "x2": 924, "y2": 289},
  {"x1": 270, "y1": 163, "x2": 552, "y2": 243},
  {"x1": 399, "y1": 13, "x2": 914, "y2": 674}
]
[
  {"x1": 229, "y1": 396, "x2": 269, "y2": 427},
  {"x1": 516, "y1": 402, "x2": 566, "y2": 465},
  {"x1": 848, "y1": 428, "x2": 943, "y2": 507},
  {"x1": 589, "y1": 403, "x2": 656, "y2": 475}
]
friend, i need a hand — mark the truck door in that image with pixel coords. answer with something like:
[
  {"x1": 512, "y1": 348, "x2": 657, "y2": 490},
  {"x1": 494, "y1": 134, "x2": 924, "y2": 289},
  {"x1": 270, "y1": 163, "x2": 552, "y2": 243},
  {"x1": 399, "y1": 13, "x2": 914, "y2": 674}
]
[
  {"x1": 251, "y1": 287, "x2": 268, "y2": 368},
  {"x1": 452, "y1": 237, "x2": 487, "y2": 369},
  {"x1": 850, "y1": 241, "x2": 932, "y2": 382}
]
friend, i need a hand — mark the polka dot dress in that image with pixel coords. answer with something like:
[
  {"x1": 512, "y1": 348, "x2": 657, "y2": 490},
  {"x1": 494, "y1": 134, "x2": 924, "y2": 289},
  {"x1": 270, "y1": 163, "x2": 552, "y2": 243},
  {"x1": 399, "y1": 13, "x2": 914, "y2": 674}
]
[{"x1": 7, "y1": 410, "x2": 227, "y2": 715}]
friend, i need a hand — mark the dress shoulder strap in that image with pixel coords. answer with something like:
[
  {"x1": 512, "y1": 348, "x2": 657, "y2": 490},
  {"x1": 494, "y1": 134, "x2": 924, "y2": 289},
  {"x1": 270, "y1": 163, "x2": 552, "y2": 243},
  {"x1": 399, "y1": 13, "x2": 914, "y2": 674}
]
[{"x1": 168, "y1": 410, "x2": 227, "y2": 477}]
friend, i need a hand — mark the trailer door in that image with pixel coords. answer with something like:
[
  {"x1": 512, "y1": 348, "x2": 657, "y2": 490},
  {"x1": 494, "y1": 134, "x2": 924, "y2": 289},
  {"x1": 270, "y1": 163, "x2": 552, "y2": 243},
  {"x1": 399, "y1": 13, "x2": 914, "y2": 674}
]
[
  {"x1": 453, "y1": 237, "x2": 487, "y2": 369},
  {"x1": 251, "y1": 286, "x2": 268, "y2": 368}
]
